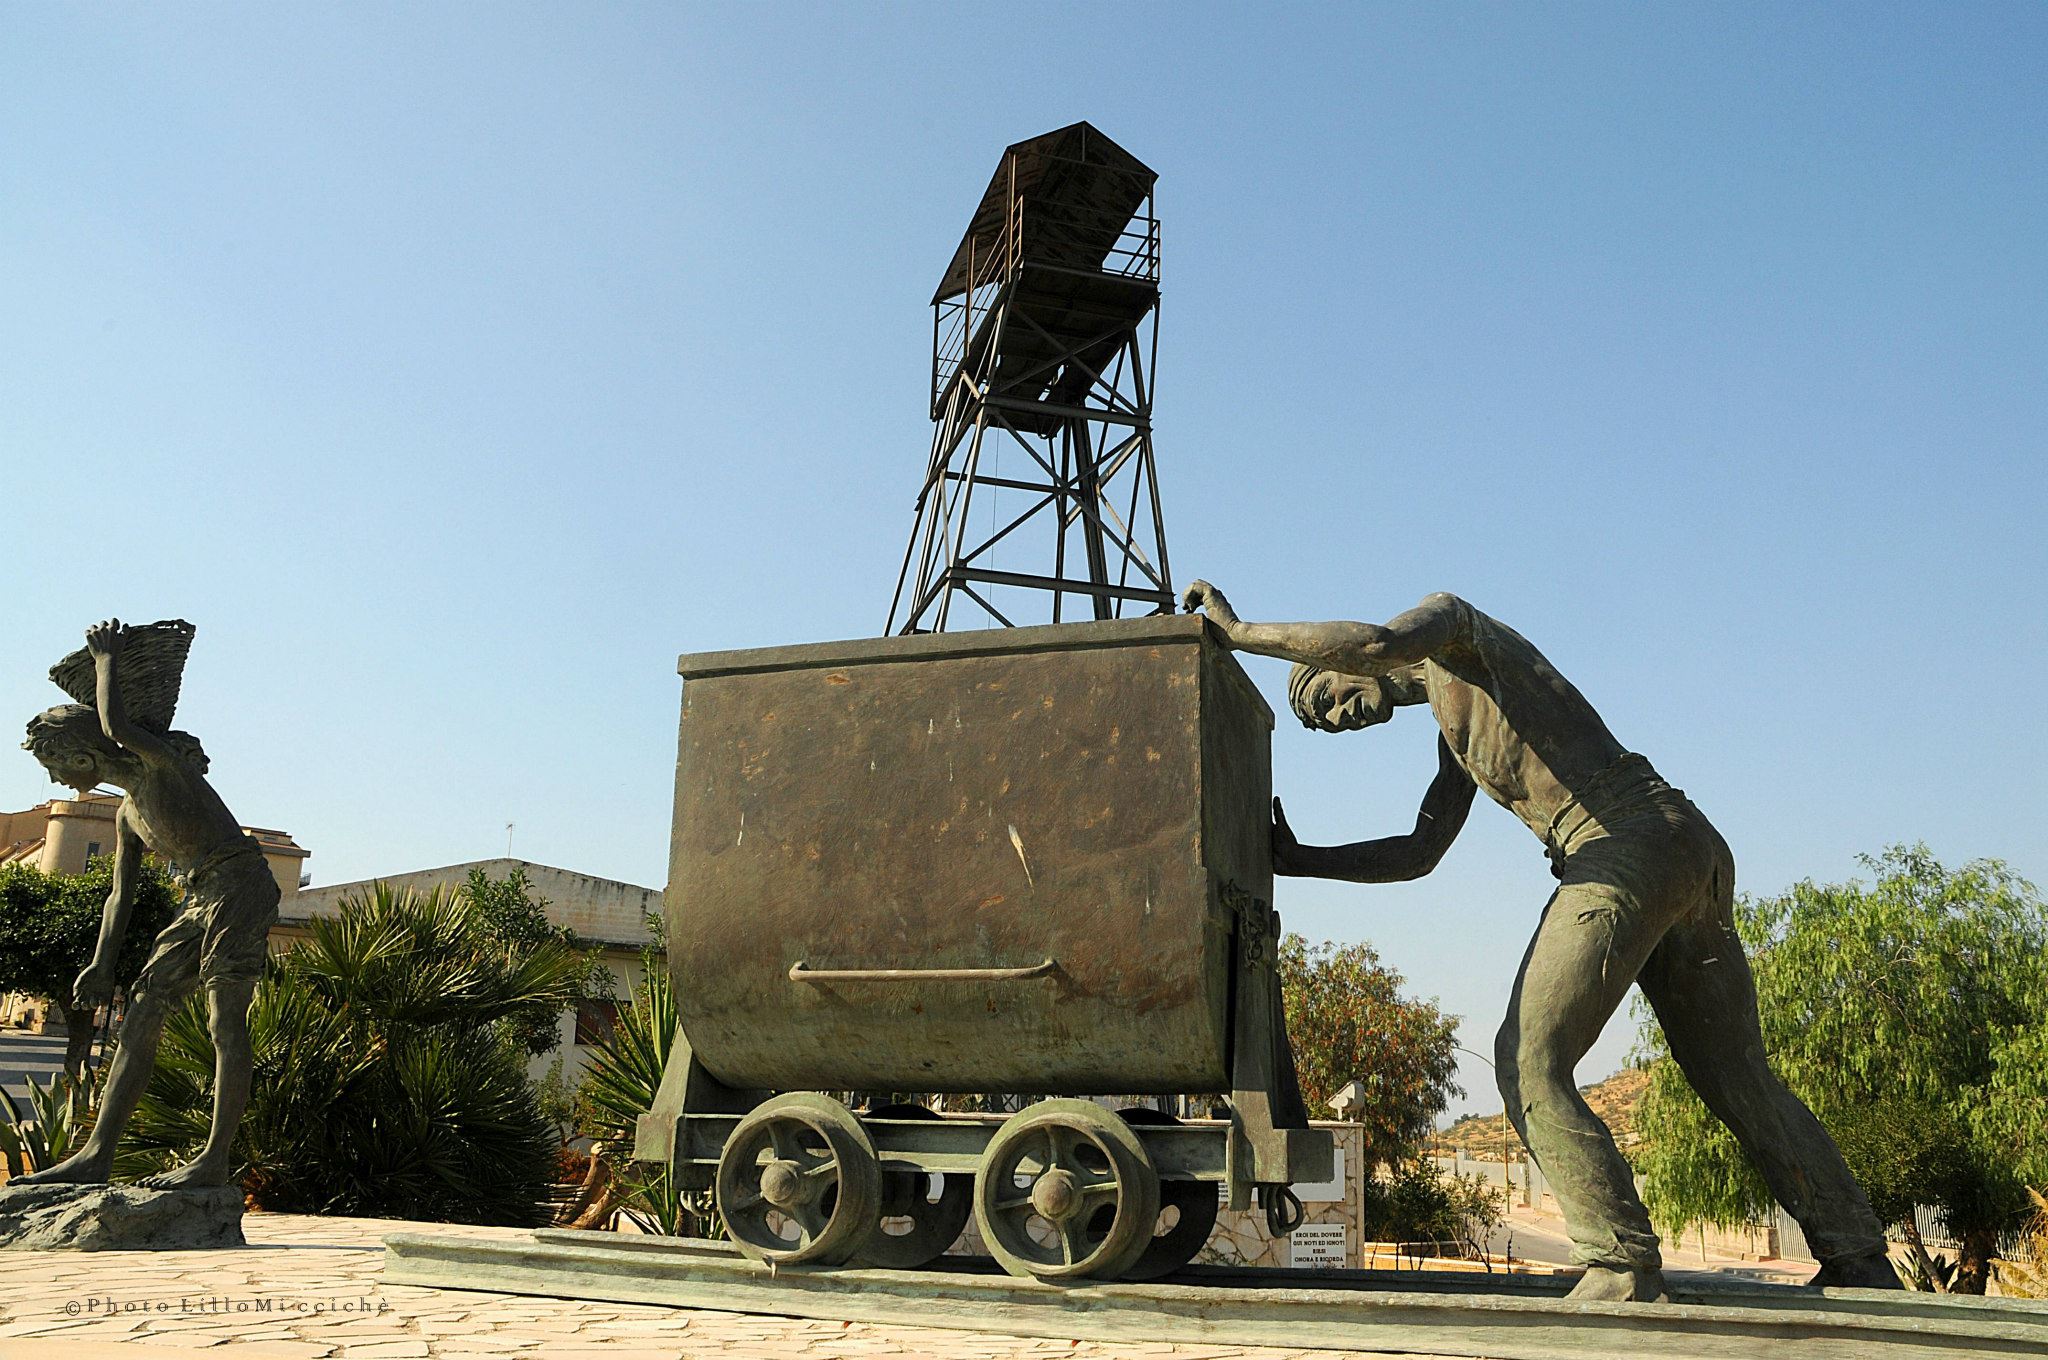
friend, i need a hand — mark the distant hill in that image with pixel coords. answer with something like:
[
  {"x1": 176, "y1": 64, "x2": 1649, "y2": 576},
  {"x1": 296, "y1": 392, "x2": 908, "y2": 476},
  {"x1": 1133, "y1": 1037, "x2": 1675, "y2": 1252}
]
[{"x1": 1426, "y1": 1066, "x2": 1650, "y2": 1164}]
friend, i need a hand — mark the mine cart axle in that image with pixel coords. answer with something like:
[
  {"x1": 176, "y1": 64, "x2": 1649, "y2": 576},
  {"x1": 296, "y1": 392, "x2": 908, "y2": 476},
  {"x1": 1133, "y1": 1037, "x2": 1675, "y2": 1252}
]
[{"x1": 709, "y1": 1096, "x2": 1234, "y2": 1281}]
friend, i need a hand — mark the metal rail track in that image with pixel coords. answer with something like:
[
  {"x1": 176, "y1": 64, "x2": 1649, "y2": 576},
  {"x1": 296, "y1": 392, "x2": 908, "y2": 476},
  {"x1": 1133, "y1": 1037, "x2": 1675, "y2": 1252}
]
[{"x1": 383, "y1": 1229, "x2": 2048, "y2": 1360}]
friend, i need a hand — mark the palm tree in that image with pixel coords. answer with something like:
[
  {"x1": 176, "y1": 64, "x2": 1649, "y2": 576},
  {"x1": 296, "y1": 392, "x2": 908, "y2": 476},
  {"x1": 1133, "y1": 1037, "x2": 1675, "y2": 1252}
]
[{"x1": 125, "y1": 882, "x2": 586, "y2": 1224}]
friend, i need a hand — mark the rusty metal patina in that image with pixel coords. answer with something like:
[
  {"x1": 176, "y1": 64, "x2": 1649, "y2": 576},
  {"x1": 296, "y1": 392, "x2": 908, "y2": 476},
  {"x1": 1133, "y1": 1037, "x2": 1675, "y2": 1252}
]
[
  {"x1": 639, "y1": 615, "x2": 1330, "y2": 1278},
  {"x1": 666, "y1": 615, "x2": 1271, "y2": 1096}
]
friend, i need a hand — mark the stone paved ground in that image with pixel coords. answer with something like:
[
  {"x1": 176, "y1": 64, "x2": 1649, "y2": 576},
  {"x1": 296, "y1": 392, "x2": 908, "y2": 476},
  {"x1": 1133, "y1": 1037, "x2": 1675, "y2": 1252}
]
[{"x1": 0, "y1": 1213, "x2": 1464, "y2": 1360}]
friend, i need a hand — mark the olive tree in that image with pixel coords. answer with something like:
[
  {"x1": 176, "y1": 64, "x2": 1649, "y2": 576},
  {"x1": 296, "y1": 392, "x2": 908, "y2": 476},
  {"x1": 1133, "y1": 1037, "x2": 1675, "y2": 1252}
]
[{"x1": 1278, "y1": 933, "x2": 1461, "y2": 1172}]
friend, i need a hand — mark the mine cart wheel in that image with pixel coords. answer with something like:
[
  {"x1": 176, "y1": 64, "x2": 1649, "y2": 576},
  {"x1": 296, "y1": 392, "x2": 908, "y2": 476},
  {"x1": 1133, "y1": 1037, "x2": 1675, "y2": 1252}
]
[
  {"x1": 974, "y1": 1098, "x2": 1161, "y2": 1282},
  {"x1": 1114, "y1": 1108, "x2": 1221, "y2": 1281},
  {"x1": 716, "y1": 1093, "x2": 882, "y2": 1266},
  {"x1": 854, "y1": 1103, "x2": 975, "y2": 1270}
]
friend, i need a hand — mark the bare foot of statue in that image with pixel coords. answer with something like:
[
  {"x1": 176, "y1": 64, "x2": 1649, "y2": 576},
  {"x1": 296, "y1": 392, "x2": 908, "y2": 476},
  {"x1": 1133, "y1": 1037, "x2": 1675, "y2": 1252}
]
[
  {"x1": 9, "y1": 1151, "x2": 115, "y2": 1186},
  {"x1": 138, "y1": 1157, "x2": 231, "y2": 1191},
  {"x1": 1566, "y1": 1264, "x2": 1669, "y2": 1303},
  {"x1": 1809, "y1": 1250, "x2": 1901, "y2": 1290}
]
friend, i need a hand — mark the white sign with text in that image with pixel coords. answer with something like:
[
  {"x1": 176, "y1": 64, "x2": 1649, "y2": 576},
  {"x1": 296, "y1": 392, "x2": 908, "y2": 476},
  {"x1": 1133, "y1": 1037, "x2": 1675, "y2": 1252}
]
[{"x1": 1289, "y1": 1222, "x2": 1347, "y2": 1268}]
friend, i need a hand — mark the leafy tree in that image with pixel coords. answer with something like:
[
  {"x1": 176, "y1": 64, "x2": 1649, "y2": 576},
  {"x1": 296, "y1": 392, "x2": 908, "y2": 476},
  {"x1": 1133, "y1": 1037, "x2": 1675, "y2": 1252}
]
[
  {"x1": 1632, "y1": 845, "x2": 2048, "y2": 1294},
  {"x1": 1360, "y1": 1154, "x2": 1505, "y2": 1259},
  {"x1": 459, "y1": 865, "x2": 611, "y2": 1055},
  {"x1": 123, "y1": 882, "x2": 586, "y2": 1224},
  {"x1": 1278, "y1": 933, "x2": 1461, "y2": 1171},
  {"x1": 0, "y1": 857, "x2": 179, "y2": 1077}
]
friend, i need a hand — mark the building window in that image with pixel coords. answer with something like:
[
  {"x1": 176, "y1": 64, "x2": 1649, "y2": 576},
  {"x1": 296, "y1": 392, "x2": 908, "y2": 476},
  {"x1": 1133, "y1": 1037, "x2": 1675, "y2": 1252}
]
[
  {"x1": 574, "y1": 1000, "x2": 620, "y2": 1046},
  {"x1": 85, "y1": 842, "x2": 101, "y2": 860}
]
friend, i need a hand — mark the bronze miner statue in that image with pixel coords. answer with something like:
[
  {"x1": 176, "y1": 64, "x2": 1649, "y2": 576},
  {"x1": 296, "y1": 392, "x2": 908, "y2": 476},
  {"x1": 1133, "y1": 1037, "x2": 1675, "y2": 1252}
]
[
  {"x1": 15, "y1": 618, "x2": 279, "y2": 1191},
  {"x1": 1182, "y1": 581, "x2": 1898, "y2": 1301}
]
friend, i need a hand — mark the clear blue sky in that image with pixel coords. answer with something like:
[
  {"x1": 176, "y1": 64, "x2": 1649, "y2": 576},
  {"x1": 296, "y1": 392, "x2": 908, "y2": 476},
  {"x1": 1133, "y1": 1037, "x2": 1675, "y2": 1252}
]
[{"x1": 5, "y1": 5, "x2": 2042, "y2": 1117}]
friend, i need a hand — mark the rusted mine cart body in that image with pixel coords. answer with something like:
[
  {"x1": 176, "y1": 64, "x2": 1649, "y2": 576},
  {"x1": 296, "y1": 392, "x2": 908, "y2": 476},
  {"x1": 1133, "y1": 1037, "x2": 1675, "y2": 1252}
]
[
  {"x1": 672, "y1": 616, "x2": 1263, "y2": 1093},
  {"x1": 635, "y1": 617, "x2": 1331, "y2": 1281}
]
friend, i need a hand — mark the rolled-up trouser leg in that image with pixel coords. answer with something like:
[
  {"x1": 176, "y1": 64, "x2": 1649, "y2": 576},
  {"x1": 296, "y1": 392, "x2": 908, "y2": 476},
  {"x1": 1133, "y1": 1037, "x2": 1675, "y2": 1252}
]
[{"x1": 1497, "y1": 880, "x2": 1671, "y2": 1271}]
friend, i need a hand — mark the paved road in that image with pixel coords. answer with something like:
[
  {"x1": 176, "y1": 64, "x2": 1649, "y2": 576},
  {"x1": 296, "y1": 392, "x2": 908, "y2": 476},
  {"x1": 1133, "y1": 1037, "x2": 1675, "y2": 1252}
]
[
  {"x1": 1481, "y1": 1204, "x2": 1811, "y2": 1284},
  {"x1": 1484, "y1": 1209, "x2": 1575, "y2": 1268},
  {"x1": 0, "y1": 1033, "x2": 71, "y2": 1113}
]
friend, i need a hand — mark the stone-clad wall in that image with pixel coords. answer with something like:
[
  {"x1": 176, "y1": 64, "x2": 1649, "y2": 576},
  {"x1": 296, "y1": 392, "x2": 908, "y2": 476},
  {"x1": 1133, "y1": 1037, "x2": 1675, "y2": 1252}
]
[{"x1": 1199, "y1": 1122, "x2": 1364, "y2": 1269}]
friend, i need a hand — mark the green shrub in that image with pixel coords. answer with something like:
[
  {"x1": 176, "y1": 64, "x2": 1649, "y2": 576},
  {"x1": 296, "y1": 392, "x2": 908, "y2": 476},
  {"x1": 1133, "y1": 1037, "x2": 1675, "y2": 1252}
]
[
  {"x1": 1360, "y1": 1155, "x2": 1505, "y2": 1257},
  {"x1": 124, "y1": 882, "x2": 584, "y2": 1224},
  {"x1": 1, "y1": 1069, "x2": 103, "y2": 1178}
]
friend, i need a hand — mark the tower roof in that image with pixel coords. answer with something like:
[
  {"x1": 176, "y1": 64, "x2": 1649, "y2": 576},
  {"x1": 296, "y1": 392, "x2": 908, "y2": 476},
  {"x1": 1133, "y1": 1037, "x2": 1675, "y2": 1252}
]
[{"x1": 933, "y1": 121, "x2": 1156, "y2": 304}]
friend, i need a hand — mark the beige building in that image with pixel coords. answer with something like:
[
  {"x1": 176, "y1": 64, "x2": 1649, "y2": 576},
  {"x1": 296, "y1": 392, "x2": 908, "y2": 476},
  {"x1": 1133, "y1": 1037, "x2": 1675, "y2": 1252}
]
[
  {"x1": 3, "y1": 802, "x2": 659, "y2": 1082},
  {"x1": 1, "y1": 793, "x2": 308, "y2": 897},
  {"x1": 275, "y1": 858, "x2": 661, "y2": 1081},
  {"x1": 1, "y1": 795, "x2": 309, "y2": 1032}
]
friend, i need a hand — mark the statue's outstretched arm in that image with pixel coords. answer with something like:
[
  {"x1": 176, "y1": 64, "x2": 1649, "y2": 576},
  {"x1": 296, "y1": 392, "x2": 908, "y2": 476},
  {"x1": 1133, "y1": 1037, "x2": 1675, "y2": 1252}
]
[
  {"x1": 1275, "y1": 738, "x2": 1476, "y2": 883},
  {"x1": 1182, "y1": 584, "x2": 1461, "y2": 677},
  {"x1": 86, "y1": 619, "x2": 171, "y2": 762}
]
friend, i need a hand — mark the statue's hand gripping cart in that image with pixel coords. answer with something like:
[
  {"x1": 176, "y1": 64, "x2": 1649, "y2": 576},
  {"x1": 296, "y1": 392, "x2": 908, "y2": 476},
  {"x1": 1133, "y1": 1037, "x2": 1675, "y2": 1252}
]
[{"x1": 635, "y1": 616, "x2": 1331, "y2": 1282}]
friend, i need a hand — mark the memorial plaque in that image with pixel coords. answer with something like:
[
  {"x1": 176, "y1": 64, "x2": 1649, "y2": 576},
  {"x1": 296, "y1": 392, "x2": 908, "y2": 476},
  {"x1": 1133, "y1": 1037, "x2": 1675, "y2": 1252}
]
[{"x1": 1288, "y1": 1222, "x2": 1346, "y2": 1268}]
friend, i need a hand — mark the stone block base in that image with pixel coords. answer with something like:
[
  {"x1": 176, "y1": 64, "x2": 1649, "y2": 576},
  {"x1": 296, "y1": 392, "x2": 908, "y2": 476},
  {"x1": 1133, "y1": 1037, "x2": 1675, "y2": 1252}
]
[{"x1": 0, "y1": 1182, "x2": 245, "y2": 1251}]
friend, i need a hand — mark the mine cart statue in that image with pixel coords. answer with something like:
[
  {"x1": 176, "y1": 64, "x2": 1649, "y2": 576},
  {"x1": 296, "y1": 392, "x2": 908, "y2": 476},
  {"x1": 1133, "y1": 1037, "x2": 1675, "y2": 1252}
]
[{"x1": 634, "y1": 616, "x2": 1331, "y2": 1281}]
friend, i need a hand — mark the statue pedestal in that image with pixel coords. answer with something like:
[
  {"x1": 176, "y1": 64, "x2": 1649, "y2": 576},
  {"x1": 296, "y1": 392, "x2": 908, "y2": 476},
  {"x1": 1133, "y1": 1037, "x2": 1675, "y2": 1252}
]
[{"x1": 0, "y1": 1182, "x2": 245, "y2": 1251}]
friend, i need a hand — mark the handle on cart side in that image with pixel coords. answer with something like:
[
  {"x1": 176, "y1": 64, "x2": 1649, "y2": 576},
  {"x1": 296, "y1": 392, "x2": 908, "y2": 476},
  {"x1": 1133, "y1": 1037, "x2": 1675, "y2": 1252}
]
[{"x1": 788, "y1": 957, "x2": 1058, "y2": 983}]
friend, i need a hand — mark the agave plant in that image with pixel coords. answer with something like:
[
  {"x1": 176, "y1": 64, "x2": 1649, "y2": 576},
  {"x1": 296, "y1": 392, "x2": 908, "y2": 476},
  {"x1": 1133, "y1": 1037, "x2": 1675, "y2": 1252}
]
[
  {"x1": 124, "y1": 882, "x2": 585, "y2": 1224},
  {"x1": 2, "y1": 1070, "x2": 101, "y2": 1178},
  {"x1": 570, "y1": 966, "x2": 718, "y2": 1237},
  {"x1": 576, "y1": 965, "x2": 675, "y2": 1150}
]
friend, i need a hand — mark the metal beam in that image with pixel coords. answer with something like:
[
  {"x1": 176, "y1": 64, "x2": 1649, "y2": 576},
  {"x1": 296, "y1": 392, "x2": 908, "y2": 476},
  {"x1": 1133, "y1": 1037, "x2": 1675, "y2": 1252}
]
[
  {"x1": 389, "y1": 1233, "x2": 2048, "y2": 1360},
  {"x1": 949, "y1": 567, "x2": 1171, "y2": 606},
  {"x1": 982, "y1": 395, "x2": 1148, "y2": 430}
]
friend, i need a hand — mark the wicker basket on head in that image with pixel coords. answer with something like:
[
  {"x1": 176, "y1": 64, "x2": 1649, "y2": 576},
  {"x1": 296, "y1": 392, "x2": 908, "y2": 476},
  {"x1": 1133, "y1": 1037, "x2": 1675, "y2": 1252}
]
[{"x1": 48, "y1": 620, "x2": 197, "y2": 733}]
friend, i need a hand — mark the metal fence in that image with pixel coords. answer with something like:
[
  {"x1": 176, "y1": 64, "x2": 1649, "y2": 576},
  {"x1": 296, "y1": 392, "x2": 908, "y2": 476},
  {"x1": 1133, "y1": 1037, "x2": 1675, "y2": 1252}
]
[
  {"x1": 1906, "y1": 1204, "x2": 2039, "y2": 1266},
  {"x1": 1436, "y1": 1150, "x2": 2039, "y2": 1268}
]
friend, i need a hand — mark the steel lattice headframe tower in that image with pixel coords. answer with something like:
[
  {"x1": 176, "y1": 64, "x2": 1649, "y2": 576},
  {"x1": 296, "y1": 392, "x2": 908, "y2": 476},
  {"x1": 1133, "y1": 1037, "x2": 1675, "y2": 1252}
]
[{"x1": 887, "y1": 123, "x2": 1172, "y2": 634}]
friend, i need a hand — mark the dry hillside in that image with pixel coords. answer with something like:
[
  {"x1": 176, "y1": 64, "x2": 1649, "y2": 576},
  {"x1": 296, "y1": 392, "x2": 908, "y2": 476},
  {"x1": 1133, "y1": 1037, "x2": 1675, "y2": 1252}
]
[{"x1": 1426, "y1": 1066, "x2": 1651, "y2": 1164}]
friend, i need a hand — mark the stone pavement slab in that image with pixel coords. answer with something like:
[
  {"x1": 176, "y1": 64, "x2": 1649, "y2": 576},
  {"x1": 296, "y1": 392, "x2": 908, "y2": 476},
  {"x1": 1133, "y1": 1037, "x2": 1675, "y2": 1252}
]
[{"x1": 0, "y1": 1213, "x2": 1431, "y2": 1359}]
